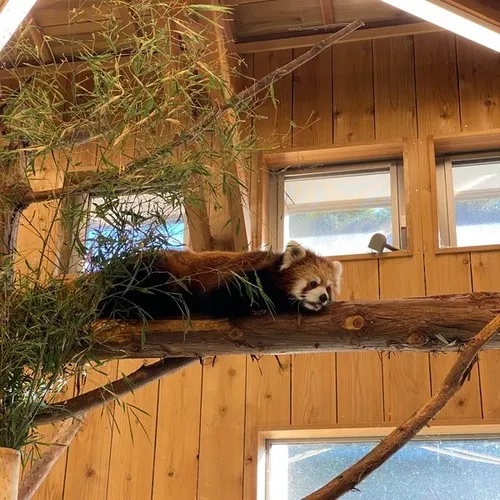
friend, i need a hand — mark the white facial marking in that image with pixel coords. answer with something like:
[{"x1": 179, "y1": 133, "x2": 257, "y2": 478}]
[{"x1": 291, "y1": 278, "x2": 307, "y2": 301}]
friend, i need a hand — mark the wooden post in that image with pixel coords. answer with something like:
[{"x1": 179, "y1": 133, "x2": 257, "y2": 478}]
[{"x1": 0, "y1": 447, "x2": 21, "y2": 500}]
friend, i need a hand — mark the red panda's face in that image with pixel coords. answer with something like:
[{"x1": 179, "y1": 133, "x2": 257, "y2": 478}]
[{"x1": 279, "y1": 241, "x2": 342, "y2": 312}]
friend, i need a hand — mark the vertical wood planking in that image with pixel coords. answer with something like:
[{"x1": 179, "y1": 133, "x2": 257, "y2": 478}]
[
  {"x1": 333, "y1": 41, "x2": 375, "y2": 144},
  {"x1": 373, "y1": 36, "x2": 417, "y2": 140},
  {"x1": 253, "y1": 50, "x2": 293, "y2": 149},
  {"x1": 292, "y1": 353, "x2": 335, "y2": 425},
  {"x1": 291, "y1": 45, "x2": 334, "y2": 425},
  {"x1": 243, "y1": 355, "x2": 290, "y2": 500},
  {"x1": 336, "y1": 260, "x2": 384, "y2": 423},
  {"x1": 379, "y1": 256, "x2": 430, "y2": 422},
  {"x1": 152, "y1": 362, "x2": 202, "y2": 500},
  {"x1": 292, "y1": 47, "x2": 332, "y2": 148},
  {"x1": 414, "y1": 32, "x2": 461, "y2": 135},
  {"x1": 63, "y1": 362, "x2": 118, "y2": 500},
  {"x1": 457, "y1": 38, "x2": 500, "y2": 132},
  {"x1": 106, "y1": 360, "x2": 158, "y2": 500},
  {"x1": 198, "y1": 356, "x2": 246, "y2": 500},
  {"x1": 472, "y1": 252, "x2": 500, "y2": 418}
]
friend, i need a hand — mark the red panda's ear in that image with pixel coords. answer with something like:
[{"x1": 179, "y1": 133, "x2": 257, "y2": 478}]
[
  {"x1": 330, "y1": 260, "x2": 342, "y2": 297},
  {"x1": 280, "y1": 240, "x2": 306, "y2": 271}
]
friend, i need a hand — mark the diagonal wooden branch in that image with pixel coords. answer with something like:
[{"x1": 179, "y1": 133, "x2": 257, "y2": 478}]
[
  {"x1": 33, "y1": 357, "x2": 196, "y2": 427},
  {"x1": 18, "y1": 417, "x2": 86, "y2": 500},
  {"x1": 304, "y1": 314, "x2": 500, "y2": 500}
]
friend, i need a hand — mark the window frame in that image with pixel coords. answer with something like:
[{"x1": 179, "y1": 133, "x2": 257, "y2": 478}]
[
  {"x1": 255, "y1": 423, "x2": 500, "y2": 500},
  {"x1": 436, "y1": 150, "x2": 500, "y2": 249},
  {"x1": 60, "y1": 191, "x2": 189, "y2": 274},
  {"x1": 269, "y1": 160, "x2": 406, "y2": 256}
]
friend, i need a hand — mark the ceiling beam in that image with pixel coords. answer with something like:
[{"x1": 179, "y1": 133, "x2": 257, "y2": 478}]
[
  {"x1": 235, "y1": 21, "x2": 442, "y2": 54},
  {"x1": 441, "y1": 0, "x2": 500, "y2": 28}
]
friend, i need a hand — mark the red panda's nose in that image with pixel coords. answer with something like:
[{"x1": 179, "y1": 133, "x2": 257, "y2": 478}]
[{"x1": 319, "y1": 293, "x2": 328, "y2": 303}]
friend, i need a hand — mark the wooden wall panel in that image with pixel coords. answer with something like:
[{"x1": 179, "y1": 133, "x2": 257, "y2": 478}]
[
  {"x1": 198, "y1": 356, "x2": 246, "y2": 500},
  {"x1": 63, "y1": 362, "x2": 118, "y2": 500},
  {"x1": 333, "y1": 41, "x2": 375, "y2": 144},
  {"x1": 152, "y1": 362, "x2": 202, "y2": 500},
  {"x1": 458, "y1": 38, "x2": 500, "y2": 132},
  {"x1": 336, "y1": 260, "x2": 384, "y2": 424},
  {"x1": 414, "y1": 32, "x2": 461, "y2": 135},
  {"x1": 292, "y1": 353, "x2": 336, "y2": 425},
  {"x1": 472, "y1": 252, "x2": 500, "y2": 418},
  {"x1": 106, "y1": 360, "x2": 158, "y2": 500},
  {"x1": 379, "y1": 256, "x2": 431, "y2": 422},
  {"x1": 243, "y1": 355, "x2": 290, "y2": 500},
  {"x1": 373, "y1": 36, "x2": 417, "y2": 140},
  {"x1": 292, "y1": 47, "x2": 332, "y2": 148},
  {"x1": 253, "y1": 50, "x2": 293, "y2": 149}
]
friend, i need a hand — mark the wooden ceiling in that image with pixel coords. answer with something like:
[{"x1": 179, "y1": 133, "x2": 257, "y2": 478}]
[{"x1": 1, "y1": 0, "x2": 499, "y2": 67}]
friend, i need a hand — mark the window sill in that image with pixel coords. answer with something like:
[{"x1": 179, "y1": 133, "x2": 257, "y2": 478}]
[
  {"x1": 325, "y1": 249, "x2": 412, "y2": 262},
  {"x1": 437, "y1": 244, "x2": 500, "y2": 255}
]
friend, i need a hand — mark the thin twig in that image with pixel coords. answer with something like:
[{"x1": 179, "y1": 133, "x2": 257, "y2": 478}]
[
  {"x1": 305, "y1": 314, "x2": 500, "y2": 500},
  {"x1": 33, "y1": 357, "x2": 196, "y2": 426},
  {"x1": 18, "y1": 417, "x2": 86, "y2": 500}
]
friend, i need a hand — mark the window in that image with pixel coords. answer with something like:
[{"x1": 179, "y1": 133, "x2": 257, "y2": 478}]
[
  {"x1": 266, "y1": 434, "x2": 500, "y2": 499},
  {"x1": 437, "y1": 153, "x2": 500, "y2": 248},
  {"x1": 63, "y1": 193, "x2": 186, "y2": 272},
  {"x1": 270, "y1": 161, "x2": 406, "y2": 256}
]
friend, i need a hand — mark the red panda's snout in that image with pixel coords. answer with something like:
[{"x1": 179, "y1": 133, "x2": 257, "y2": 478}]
[{"x1": 279, "y1": 241, "x2": 342, "y2": 312}]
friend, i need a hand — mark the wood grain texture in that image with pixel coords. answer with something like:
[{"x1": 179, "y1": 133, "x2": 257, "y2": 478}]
[
  {"x1": 152, "y1": 362, "x2": 202, "y2": 500},
  {"x1": 414, "y1": 32, "x2": 461, "y2": 136},
  {"x1": 292, "y1": 47, "x2": 332, "y2": 148},
  {"x1": 333, "y1": 41, "x2": 375, "y2": 144},
  {"x1": 106, "y1": 360, "x2": 158, "y2": 500},
  {"x1": 198, "y1": 356, "x2": 246, "y2": 500},
  {"x1": 243, "y1": 355, "x2": 290, "y2": 500},
  {"x1": 292, "y1": 353, "x2": 336, "y2": 425},
  {"x1": 253, "y1": 50, "x2": 293, "y2": 148},
  {"x1": 336, "y1": 260, "x2": 383, "y2": 424},
  {"x1": 457, "y1": 38, "x2": 500, "y2": 132},
  {"x1": 472, "y1": 252, "x2": 500, "y2": 418},
  {"x1": 63, "y1": 362, "x2": 118, "y2": 500},
  {"x1": 373, "y1": 36, "x2": 417, "y2": 140},
  {"x1": 379, "y1": 256, "x2": 431, "y2": 422}
]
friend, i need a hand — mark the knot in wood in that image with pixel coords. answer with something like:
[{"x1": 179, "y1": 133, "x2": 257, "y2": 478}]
[
  {"x1": 405, "y1": 332, "x2": 428, "y2": 347},
  {"x1": 227, "y1": 328, "x2": 244, "y2": 341},
  {"x1": 343, "y1": 315, "x2": 365, "y2": 331}
]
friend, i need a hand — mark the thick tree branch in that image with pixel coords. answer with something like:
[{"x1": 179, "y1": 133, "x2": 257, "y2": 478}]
[
  {"x1": 93, "y1": 293, "x2": 500, "y2": 358},
  {"x1": 305, "y1": 313, "x2": 500, "y2": 499},
  {"x1": 18, "y1": 417, "x2": 86, "y2": 500},
  {"x1": 33, "y1": 357, "x2": 196, "y2": 426}
]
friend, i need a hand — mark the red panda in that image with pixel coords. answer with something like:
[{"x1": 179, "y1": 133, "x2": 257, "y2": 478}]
[{"x1": 97, "y1": 240, "x2": 342, "y2": 319}]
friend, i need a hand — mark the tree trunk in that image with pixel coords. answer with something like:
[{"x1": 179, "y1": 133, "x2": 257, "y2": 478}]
[
  {"x1": 95, "y1": 292, "x2": 500, "y2": 358},
  {"x1": 0, "y1": 447, "x2": 21, "y2": 500}
]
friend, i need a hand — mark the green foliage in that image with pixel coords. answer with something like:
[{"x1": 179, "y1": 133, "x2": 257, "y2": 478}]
[{"x1": 0, "y1": 0, "x2": 273, "y2": 451}]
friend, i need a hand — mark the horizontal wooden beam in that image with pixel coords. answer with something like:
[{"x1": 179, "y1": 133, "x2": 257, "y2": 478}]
[
  {"x1": 236, "y1": 21, "x2": 442, "y2": 54},
  {"x1": 434, "y1": 128, "x2": 500, "y2": 154},
  {"x1": 95, "y1": 292, "x2": 500, "y2": 358},
  {"x1": 264, "y1": 139, "x2": 403, "y2": 169}
]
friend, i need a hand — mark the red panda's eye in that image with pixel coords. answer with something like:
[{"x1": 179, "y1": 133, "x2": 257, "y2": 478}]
[{"x1": 310, "y1": 280, "x2": 318, "y2": 289}]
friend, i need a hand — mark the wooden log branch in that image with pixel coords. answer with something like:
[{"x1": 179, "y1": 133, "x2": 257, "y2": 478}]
[
  {"x1": 18, "y1": 417, "x2": 86, "y2": 500},
  {"x1": 305, "y1": 313, "x2": 500, "y2": 499},
  {"x1": 32, "y1": 357, "x2": 196, "y2": 426},
  {"x1": 94, "y1": 293, "x2": 500, "y2": 358}
]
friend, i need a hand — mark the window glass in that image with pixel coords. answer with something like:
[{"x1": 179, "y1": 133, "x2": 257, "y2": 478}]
[
  {"x1": 268, "y1": 439, "x2": 500, "y2": 500},
  {"x1": 83, "y1": 193, "x2": 184, "y2": 270},
  {"x1": 284, "y1": 170, "x2": 395, "y2": 256},
  {"x1": 452, "y1": 161, "x2": 500, "y2": 247}
]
